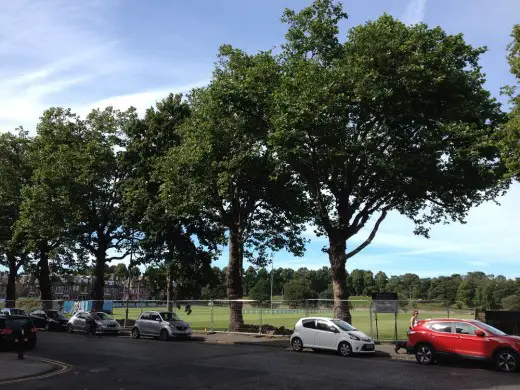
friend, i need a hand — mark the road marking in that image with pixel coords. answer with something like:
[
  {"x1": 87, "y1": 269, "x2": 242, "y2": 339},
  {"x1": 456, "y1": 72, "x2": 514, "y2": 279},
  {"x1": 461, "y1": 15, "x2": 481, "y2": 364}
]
[{"x1": 0, "y1": 356, "x2": 71, "y2": 385}]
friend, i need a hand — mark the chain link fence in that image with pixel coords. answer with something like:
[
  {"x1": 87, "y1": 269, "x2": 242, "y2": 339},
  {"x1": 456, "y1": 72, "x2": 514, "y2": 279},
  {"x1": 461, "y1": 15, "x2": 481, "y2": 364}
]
[{"x1": 1, "y1": 298, "x2": 476, "y2": 340}]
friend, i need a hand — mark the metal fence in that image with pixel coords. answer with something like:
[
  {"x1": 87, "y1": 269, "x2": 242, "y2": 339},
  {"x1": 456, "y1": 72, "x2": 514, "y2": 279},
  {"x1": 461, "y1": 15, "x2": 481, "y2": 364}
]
[{"x1": 1, "y1": 298, "x2": 477, "y2": 341}]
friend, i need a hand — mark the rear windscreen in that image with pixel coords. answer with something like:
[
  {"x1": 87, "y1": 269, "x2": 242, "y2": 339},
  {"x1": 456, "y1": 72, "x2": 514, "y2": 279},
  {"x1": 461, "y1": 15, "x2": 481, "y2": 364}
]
[{"x1": 5, "y1": 318, "x2": 32, "y2": 329}]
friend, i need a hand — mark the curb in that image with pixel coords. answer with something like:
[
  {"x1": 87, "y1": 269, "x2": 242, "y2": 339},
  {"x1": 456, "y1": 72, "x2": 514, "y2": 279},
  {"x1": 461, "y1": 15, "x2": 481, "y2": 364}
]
[{"x1": 0, "y1": 356, "x2": 71, "y2": 385}]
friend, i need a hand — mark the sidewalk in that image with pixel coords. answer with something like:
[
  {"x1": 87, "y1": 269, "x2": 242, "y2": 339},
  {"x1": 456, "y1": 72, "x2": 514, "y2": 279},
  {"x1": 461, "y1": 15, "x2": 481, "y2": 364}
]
[
  {"x1": 193, "y1": 332, "x2": 416, "y2": 361},
  {"x1": 0, "y1": 353, "x2": 57, "y2": 383}
]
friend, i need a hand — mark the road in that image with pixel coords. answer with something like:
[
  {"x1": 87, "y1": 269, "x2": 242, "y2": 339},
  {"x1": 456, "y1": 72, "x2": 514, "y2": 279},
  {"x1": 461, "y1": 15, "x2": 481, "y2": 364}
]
[{"x1": 3, "y1": 332, "x2": 518, "y2": 390}]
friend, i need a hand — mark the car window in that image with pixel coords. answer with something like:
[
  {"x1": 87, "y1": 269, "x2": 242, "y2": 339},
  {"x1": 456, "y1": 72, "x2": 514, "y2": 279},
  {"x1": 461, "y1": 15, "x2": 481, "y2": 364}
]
[
  {"x1": 302, "y1": 319, "x2": 316, "y2": 329},
  {"x1": 150, "y1": 314, "x2": 160, "y2": 321},
  {"x1": 455, "y1": 322, "x2": 479, "y2": 335},
  {"x1": 429, "y1": 322, "x2": 453, "y2": 333},
  {"x1": 6, "y1": 318, "x2": 32, "y2": 329},
  {"x1": 0, "y1": 318, "x2": 5, "y2": 329},
  {"x1": 317, "y1": 320, "x2": 335, "y2": 332},
  {"x1": 140, "y1": 313, "x2": 150, "y2": 320}
]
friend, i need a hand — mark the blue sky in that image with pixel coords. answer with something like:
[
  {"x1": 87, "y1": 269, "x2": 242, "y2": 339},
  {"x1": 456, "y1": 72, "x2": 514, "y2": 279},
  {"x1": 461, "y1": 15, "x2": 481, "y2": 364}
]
[{"x1": 0, "y1": 0, "x2": 519, "y2": 278}]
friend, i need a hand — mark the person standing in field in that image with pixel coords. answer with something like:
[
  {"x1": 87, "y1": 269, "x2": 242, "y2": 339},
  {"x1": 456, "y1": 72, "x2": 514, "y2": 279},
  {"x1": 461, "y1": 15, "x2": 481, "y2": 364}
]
[{"x1": 395, "y1": 309, "x2": 420, "y2": 354}]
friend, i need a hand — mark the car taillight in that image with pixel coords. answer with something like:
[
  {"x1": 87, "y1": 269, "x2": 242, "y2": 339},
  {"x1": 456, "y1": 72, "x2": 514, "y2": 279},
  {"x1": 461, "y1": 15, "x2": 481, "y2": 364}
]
[
  {"x1": 29, "y1": 327, "x2": 37, "y2": 333},
  {"x1": 0, "y1": 329, "x2": 13, "y2": 335}
]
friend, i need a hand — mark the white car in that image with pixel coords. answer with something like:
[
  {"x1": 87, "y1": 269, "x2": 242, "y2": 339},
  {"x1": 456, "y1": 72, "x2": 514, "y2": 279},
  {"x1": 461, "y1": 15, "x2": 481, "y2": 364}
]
[
  {"x1": 131, "y1": 311, "x2": 192, "y2": 341},
  {"x1": 67, "y1": 311, "x2": 121, "y2": 335},
  {"x1": 290, "y1": 317, "x2": 375, "y2": 357}
]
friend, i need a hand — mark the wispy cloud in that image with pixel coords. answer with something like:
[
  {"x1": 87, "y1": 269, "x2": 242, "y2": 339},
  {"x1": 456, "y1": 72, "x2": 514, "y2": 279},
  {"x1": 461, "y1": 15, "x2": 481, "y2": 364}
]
[
  {"x1": 0, "y1": 0, "x2": 124, "y2": 132},
  {"x1": 401, "y1": 0, "x2": 427, "y2": 25}
]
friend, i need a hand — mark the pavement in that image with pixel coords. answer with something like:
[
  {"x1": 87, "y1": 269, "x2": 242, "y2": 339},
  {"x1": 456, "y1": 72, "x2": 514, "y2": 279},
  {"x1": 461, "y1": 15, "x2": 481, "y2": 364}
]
[
  {"x1": 0, "y1": 352, "x2": 69, "y2": 384},
  {"x1": 0, "y1": 331, "x2": 517, "y2": 389}
]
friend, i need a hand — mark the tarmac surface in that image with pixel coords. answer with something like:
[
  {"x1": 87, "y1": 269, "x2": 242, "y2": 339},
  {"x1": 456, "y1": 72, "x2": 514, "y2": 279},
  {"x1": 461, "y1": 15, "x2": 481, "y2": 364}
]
[{"x1": 0, "y1": 331, "x2": 518, "y2": 389}]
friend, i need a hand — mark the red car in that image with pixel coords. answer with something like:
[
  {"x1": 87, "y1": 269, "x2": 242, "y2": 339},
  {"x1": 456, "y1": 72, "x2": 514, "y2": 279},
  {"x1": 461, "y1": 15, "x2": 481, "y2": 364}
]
[{"x1": 407, "y1": 318, "x2": 520, "y2": 372}]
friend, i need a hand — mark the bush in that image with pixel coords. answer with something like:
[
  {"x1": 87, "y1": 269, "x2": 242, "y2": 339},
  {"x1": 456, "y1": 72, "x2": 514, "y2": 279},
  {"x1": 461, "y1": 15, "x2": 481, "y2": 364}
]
[
  {"x1": 284, "y1": 279, "x2": 316, "y2": 307},
  {"x1": 249, "y1": 279, "x2": 271, "y2": 306},
  {"x1": 502, "y1": 295, "x2": 520, "y2": 311}
]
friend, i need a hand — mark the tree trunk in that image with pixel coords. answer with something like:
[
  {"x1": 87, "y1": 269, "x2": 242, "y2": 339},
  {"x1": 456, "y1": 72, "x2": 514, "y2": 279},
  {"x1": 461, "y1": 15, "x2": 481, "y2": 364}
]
[
  {"x1": 166, "y1": 266, "x2": 174, "y2": 312},
  {"x1": 6, "y1": 259, "x2": 17, "y2": 308},
  {"x1": 328, "y1": 235, "x2": 352, "y2": 324},
  {"x1": 227, "y1": 226, "x2": 244, "y2": 331},
  {"x1": 91, "y1": 255, "x2": 106, "y2": 312},
  {"x1": 37, "y1": 242, "x2": 53, "y2": 310}
]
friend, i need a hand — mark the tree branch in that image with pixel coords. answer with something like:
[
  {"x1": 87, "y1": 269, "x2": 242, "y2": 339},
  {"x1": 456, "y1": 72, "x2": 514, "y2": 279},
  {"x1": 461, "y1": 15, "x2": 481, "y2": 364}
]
[
  {"x1": 345, "y1": 208, "x2": 389, "y2": 260},
  {"x1": 106, "y1": 249, "x2": 131, "y2": 262}
]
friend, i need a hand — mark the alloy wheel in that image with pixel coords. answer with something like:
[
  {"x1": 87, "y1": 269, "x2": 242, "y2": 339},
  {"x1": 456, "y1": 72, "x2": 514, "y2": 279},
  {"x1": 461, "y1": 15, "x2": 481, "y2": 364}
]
[
  {"x1": 291, "y1": 338, "x2": 303, "y2": 352},
  {"x1": 416, "y1": 346, "x2": 433, "y2": 364},
  {"x1": 496, "y1": 351, "x2": 517, "y2": 372},
  {"x1": 339, "y1": 342, "x2": 352, "y2": 357}
]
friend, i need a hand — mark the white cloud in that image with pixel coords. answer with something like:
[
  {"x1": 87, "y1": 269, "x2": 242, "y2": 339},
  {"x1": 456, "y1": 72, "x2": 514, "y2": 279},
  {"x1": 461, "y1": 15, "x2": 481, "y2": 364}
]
[{"x1": 401, "y1": 0, "x2": 427, "y2": 25}]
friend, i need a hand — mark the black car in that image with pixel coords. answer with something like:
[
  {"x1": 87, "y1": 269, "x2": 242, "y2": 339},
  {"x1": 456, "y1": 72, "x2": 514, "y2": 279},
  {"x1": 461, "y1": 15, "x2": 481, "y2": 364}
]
[
  {"x1": 29, "y1": 309, "x2": 69, "y2": 331},
  {"x1": 0, "y1": 315, "x2": 37, "y2": 350}
]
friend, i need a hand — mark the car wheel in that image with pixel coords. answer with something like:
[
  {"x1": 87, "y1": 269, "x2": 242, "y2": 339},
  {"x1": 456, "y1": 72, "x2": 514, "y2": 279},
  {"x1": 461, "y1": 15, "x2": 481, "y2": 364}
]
[
  {"x1": 338, "y1": 341, "x2": 353, "y2": 357},
  {"x1": 291, "y1": 337, "x2": 303, "y2": 352},
  {"x1": 131, "y1": 328, "x2": 140, "y2": 339},
  {"x1": 67, "y1": 325, "x2": 74, "y2": 334},
  {"x1": 160, "y1": 329, "x2": 169, "y2": 342},
  {"x1": 494, "y1": 349, "x2": 519, "y2": 373},
  {"x1": 415, "y1": 344, "x2": 435, "y2": 365}
]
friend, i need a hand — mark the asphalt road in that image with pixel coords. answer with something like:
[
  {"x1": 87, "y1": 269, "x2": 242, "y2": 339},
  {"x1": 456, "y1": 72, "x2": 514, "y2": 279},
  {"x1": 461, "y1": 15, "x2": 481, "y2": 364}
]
[{"x1": 3, "y1": 332, "x2": 519, "y2": 390}]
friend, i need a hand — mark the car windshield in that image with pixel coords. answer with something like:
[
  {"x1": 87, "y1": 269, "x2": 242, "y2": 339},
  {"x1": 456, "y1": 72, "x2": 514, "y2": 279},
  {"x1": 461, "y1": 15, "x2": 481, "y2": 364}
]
[
  {"x1": 95, "y1": 312, "x2": 110, "y2": 320},
  {"x1": 473, "y1": 321, "x2": 507, "y2": 336},
  {"x1": 46, "y1": 311, "x2": 61, "y2": 318},
  {"x1": 160, "y1": 312, "x2": 181, "y2": 321},
  {"x1": 10, "y1": 309, "x2": 25, "y2": 315},
  {"x1": 331, "y1": 320, "x2": 356, "y2": 331}
]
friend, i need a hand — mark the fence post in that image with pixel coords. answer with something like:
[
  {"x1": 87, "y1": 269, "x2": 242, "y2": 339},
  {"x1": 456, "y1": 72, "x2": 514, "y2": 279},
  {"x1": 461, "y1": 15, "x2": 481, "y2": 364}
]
[
  {"x1": 259, "y1": 303, "x2": 263, "y2": 335},
  {"x1": 210, "y1": 300, "x2": 215, "y2": 334},
  {"x1": 369, "y1": 301, "x2": 373, "y2": 340}
]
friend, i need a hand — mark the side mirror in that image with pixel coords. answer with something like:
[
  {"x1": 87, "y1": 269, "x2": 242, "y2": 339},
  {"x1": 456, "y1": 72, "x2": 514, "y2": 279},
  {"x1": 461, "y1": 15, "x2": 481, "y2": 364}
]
[{"x1": 475, "y1": 330, "x2": 486, "y2": 337}]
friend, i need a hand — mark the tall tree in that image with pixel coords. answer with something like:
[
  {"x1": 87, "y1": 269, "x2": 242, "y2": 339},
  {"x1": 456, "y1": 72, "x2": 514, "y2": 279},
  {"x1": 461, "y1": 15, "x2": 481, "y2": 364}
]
[
  {"x1": 0, "y1": 130, "x2": 33, "y2": 307},
  {"x1": 159, "y1": 47, "x2": 307, "y2": 331},
  {"x1": 269, "y1": 0, "x2": 508, "y2": 322},
  {"x1": 498, "y1": 24, "x2": 520, "y2": 179},
  {"x1": 122, "y1": 94, "x2": 220, "y2": 311},
  {"x1": 14, "y1": 109, "x2": 87, "y2": 307}
]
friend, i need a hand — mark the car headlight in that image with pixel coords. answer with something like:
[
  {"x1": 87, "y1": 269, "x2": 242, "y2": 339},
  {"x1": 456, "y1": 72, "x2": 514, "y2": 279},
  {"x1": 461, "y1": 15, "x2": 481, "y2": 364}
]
[{"x1": 349, "y1": 334, "x2": 360, "y2": 341}]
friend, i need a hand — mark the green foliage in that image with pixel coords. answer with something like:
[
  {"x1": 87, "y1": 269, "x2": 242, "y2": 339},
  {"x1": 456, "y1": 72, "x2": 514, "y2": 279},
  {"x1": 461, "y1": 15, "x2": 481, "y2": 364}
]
[
  {"x1": 249, "y1": 279, "x2": 271, "y2": 303},
  {"x1": 497, "y1": 24, "x2": 520, "y2": 179},
  {"x1": 502, "y1": 295, "x2": 520, "y2": 311},
  {"x1": 283, "y1": 278, "x2": 317, "y2": 303}
]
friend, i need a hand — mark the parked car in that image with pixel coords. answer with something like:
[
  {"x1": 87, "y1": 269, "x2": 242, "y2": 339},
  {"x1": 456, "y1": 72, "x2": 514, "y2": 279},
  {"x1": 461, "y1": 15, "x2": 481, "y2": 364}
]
[
  {"x1": 131, "y1": 311, "x2": 192, "y2": 341},
  {"x1": 67, "y1": 311, "x2": 120, "y2": 335},
  {"x1": 0, "y1": 314, "x2": 37, "y2": 350},
  {"x1": 1, "y1": 307, "x2": 27, "y2": 316},
  {"x1": 407, "y1": 318, "x2": 520, "y2": 372},
  {"x1": 29, "y1": 309, "x2": 69, "y2": 331},
  {"x1": 290, "y1": 317, "x2": 375, "y2": 356}
]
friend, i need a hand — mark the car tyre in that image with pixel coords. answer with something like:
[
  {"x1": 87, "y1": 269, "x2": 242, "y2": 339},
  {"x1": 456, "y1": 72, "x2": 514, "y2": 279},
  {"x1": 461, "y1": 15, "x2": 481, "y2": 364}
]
[
  {"x1": 494, "y1": 349, "x2": 519, "y2": 373},
  {"x1": 131, "y1": 327, "x2": 140, "y2": 339},
  {"x1": 291, "y1": 337, "x2": 303, "y2": 352},
  {"x1": 338, "y1": 341, "x2": 353, "y2": 357},
  {"x1": 160, "y1": 329, "x2": 169, "y2": 342},
  {"x1": 415, "y1": 344, "x2": 435, "y2": 365},
  {"x1": 67, "y1": 325, "x2": 74, "y2": 334}
]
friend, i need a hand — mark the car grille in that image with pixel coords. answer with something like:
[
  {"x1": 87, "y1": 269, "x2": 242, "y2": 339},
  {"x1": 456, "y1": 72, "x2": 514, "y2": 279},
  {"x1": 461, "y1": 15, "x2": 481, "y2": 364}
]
[
  {"x1": 361, "y1": 344, "x2": 375, "y2": 351},
  {"x1": 106, "y1": 324, "x2": 117, "y2": 328},
  {"x1": 176, "y1": 326, "x2": 187, "y2": 331}
]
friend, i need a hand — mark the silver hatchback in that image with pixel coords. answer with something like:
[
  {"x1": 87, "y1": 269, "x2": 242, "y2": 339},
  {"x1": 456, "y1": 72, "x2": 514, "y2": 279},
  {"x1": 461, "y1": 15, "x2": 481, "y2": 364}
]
[{"x1": 131, "y1": 311, "x2": 192, "y2": 341}]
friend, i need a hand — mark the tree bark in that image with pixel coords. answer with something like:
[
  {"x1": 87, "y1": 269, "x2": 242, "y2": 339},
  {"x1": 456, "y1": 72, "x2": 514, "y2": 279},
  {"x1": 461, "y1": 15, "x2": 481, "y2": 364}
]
[
  {"x1": 37, "y1": 242, "x2": 53, "y2": 309},
  {"x1": 166, "y1": 266, "x2": 174, "y2": 312},
  {"x1": 91, "y1": 254, "x2": 106, "y2": 312},
  {"x1": 6, "y1": 259, "x2": 17, "y2": 308},
  {"x1": 227, "y1": 226, "x2": 244, "y2": 331},
  {"x1": 328, "y1": 234, "x2": 352, "y2": 324}
]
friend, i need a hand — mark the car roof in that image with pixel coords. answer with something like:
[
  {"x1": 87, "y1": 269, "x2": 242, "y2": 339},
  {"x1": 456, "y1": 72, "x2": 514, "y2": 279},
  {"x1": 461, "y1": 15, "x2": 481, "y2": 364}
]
[
  {"x1": 299, "y1": 317, "x2": 336, "y2": 321},
  {"x1": 420, "y1": 318, "x2": 478, "y2": 323}
]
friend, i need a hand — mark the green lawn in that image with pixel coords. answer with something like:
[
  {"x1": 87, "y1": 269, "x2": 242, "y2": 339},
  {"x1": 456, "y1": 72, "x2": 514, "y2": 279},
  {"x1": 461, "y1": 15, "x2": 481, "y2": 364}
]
[{"x1": 112, "y1": 303, "x2": 475, "y2": 341}]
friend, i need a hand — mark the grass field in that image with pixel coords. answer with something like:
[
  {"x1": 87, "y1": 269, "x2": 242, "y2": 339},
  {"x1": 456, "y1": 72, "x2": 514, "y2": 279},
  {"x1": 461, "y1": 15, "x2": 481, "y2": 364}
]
[{"x1": 111, "y1": 304, "x2": 476, "y2": 341}]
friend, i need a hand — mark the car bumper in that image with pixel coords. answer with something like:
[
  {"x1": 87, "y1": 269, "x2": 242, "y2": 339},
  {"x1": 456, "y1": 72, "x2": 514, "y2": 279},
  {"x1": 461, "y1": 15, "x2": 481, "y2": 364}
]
[
  {"x1": 353, "y1": 343, "x2": 376, "y2": 353},
  {"x1": 99, "y1": 327, "x2": 120, "y2": 334},
  {"x1": 169, "y1": 329, "x2": 192, "y2": 337}
]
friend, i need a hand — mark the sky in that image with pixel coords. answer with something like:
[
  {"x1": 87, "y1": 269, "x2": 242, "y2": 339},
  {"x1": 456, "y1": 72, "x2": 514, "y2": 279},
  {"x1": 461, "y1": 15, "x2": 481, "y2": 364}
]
[{"x1": 0, "y1": 0, "x2": 519, "y2": 278}]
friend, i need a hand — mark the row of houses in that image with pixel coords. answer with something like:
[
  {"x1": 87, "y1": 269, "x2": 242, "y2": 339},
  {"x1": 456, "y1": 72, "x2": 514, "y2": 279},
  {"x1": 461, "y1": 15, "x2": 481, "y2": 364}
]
[{"x1": 0, "y1": 271, "x2": 150, "y2": 301}]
